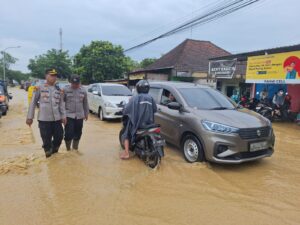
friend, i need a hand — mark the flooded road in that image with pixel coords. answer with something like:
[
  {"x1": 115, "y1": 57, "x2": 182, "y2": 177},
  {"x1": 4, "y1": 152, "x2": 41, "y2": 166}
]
[{"x1": 1, "y1": 88, "x2": 300, "y2": 225}]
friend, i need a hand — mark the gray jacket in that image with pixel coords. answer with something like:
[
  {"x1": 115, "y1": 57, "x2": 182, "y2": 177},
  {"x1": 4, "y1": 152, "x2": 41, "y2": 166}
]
[
  {"x1": 63, "y1": 85, "x2": 89, "y2": 119},
  {"x1": 27, "y1": 84, "x2": 66, "y2": 121}
]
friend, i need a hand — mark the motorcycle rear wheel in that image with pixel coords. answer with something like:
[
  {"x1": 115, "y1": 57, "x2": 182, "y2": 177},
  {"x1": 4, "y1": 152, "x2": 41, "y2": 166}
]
[{"x1": 145, "y1": 149, "x2": 161, "y2": 169}]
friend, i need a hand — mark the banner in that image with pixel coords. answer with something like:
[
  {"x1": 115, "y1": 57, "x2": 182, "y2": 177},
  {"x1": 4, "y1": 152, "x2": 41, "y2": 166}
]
[
  {"x1": 246, "y1": 51, "x2": 300, "y2": 84},
  {"x1": 129, "y1": 73, "x2": 145, "y2": 80},
  {"x1": 209, "y1": 59, "x2": 237, "y2": 79}
]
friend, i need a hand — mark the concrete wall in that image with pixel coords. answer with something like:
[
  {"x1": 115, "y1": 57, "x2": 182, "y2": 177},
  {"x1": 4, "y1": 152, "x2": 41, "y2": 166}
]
[{"x1": 146, "y1": 73, "x2": 169, "y2": 81}]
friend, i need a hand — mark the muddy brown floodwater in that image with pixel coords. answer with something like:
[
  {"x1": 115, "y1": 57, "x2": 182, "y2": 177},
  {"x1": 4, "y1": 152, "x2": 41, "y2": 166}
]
[{"x1": 0, "y1": 88, "x2": 300, "y2": 225}]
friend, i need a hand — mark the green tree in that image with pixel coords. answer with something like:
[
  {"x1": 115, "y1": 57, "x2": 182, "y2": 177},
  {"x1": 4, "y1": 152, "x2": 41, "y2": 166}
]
[
  {"x1": 0, "y1": 52, "x2": 17, "y2": 78},
  {"x1": 73, "y1": 41, "x2": 133, "y2": 83},
  {"x1": 6, "y1": 70, "x2": 30, "y2": 83},
  {"x1": 28, "y1": 49, "x2": 72, "y2": 79},
  {"x1": 140, "y1": 58, "x2": 157, "y2": 68},
  {"x1": 0, "y1": 52, "x2": 29, "y2": 83}
]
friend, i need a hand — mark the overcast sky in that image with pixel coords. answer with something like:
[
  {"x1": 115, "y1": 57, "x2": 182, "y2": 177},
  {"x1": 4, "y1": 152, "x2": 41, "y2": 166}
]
[{"x1": 1, "y1": 0, "x2": 299, "y2": 72}]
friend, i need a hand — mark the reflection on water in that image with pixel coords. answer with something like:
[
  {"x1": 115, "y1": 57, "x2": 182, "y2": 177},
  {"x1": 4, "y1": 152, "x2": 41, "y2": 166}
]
[{"x1": 0, "y1": 89, "x2": 299, "y2": 225}]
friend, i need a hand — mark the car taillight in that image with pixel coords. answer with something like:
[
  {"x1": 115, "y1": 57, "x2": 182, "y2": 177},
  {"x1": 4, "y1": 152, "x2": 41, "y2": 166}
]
[
  {"x1": 0, "y1": 96, "x2": 6, "y2": 102},
  {"x1": 153, "y1": 128, "x2": 161, "y2": 133}
]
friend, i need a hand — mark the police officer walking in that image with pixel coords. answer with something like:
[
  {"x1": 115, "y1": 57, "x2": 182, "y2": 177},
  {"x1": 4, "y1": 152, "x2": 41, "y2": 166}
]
[
  {"x1": 26, "y1": 69, "x2": 67, "y2": 158},
  {"x1": 63, "y1": 75, "x2": 89, "y2": 150}
]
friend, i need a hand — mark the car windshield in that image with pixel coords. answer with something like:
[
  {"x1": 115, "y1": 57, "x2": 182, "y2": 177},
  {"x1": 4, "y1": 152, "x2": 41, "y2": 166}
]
[
  {"x1": 179, "y1": 88, "x2": 236, "y2": 110},
  {"x1": 102, "y1": 86, "x2": 132, "y2": 96}
]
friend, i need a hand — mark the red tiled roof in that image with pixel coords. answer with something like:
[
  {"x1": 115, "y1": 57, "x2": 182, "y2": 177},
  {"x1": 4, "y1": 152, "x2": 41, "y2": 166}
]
[{"x1": 146, "y1": 39, "x2": 230, "y2": 72}]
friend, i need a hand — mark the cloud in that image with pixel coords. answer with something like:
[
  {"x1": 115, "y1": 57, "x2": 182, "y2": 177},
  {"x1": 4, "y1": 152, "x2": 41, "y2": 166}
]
[{"x1": 0, "y1": 0, "x2": 299, "y2": 72}]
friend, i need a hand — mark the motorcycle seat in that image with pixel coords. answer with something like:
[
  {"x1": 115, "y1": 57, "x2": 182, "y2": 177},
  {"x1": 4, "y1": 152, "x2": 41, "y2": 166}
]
[{"x1": 136, "y1": 124, "x2": 160, "y2": 134}]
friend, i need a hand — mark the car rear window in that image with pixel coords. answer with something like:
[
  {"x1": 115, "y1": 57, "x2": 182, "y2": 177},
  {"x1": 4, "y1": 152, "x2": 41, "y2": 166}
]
[
  {"x1": 0, "y1": 86, "x2": 4, "y2": 95},
  {"x1": 102, "y1": 86, "x2": 132, "y2": 96},
  {"x1": 179, "y1": 88, "x2": 235, "y2": 110}
]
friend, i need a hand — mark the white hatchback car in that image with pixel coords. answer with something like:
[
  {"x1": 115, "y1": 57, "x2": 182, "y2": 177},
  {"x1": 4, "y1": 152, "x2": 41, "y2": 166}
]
[{"x1": 87, "y1": 83, "x2": 132, "y2": 120}]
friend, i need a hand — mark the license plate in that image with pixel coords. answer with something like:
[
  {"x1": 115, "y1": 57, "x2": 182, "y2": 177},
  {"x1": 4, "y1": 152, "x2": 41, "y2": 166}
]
[
  {"x1": 250, "y1": 141, "x2": 268, "y2": 152},
  {"x1": 154, "y1": 139, "x2": 165, "y2": 147}
]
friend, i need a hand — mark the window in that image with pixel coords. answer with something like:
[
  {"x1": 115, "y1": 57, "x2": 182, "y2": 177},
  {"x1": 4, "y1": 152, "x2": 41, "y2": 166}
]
[
  {"x1": 87, "y1": 85, "x2": 94, "y2": 92},
  {"x1": 149, "y1": 88, "x2": 161, "y2": 103},
  {"x1": 91, "y1": 85, "x2": 99, "y2": 92},
  {"x1": 160, "y1": 89, "x2": 177, "y2": 106},
  {"x1": 101, "y1": 86, "x2": 132, "y2": 96},
  {"x1": 179, "y1": 88, "x2": 235, "y2": 110}
]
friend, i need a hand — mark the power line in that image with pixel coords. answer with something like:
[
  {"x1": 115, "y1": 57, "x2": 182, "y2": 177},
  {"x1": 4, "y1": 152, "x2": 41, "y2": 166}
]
[
  {"x1": 167, "y1": 0, "x2": 260, "y2": 36},
  {"x1": 124, "y1": 0, "x2": 229, "y2": 46},
  {"x1": 124, "y1": 0, "x2": 262, "y2": 53}
]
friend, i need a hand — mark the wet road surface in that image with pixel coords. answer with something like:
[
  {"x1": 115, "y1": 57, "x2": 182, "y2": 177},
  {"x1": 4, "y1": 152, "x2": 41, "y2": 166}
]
[{"x1": 0, "y1": 88, "x2": 300, "y2": 225}]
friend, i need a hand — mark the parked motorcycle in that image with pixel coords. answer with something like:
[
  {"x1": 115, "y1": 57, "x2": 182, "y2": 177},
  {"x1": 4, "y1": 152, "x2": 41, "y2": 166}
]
[
  {"x1": 256, "y1": 102, "x2": 273, "y2": 120},
  {"x1": 256, "y1": 96, "x2": 293, "y2": 122},
  {"x1": 119, "y1": 116, "x2": 165, "y2": 169}
]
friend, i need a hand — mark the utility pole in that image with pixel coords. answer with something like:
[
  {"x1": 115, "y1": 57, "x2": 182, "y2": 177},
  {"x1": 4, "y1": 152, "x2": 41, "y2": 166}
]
[{"x1": 59, "y1": 28, "x2": 63, "y2": 51}]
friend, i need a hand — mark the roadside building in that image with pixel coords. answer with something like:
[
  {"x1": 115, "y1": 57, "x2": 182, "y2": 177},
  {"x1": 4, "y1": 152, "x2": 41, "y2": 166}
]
[
  {"x1": 128, "y1": 39, "x2": 229, "y2": 89},
  {"x1": 209, "y1": 44, "x2": 300, "y2": 113},
  {"x1": 104, "y1": 78, "x2": 128, "y2": 86}
]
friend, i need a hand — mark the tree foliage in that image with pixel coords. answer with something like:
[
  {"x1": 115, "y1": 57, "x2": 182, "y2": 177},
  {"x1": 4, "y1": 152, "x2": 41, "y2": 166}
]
[
  {"x1": 28, "y1": 49, "x2": 72, "y2": 79},
  {"x1": 0, "y1": 52, "x2": 17, "y2": 72},
  {"x1": 7, "y1": 70, "x2": 30, "y2": 83},
  {"x1": 73, "y1": 41, "x2": 133, "y2": 83},
  {"x1": 0, "y1": 52, "x2": 29, "y2": 82},
  {"x1": 140, "y1": 58, "x2": 157, "y2": 68}
]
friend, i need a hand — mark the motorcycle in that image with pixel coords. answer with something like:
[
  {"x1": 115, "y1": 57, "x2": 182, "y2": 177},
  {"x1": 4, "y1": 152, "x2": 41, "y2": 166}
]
[
  {"x1": 256, "y1": 102, "x2": 273, "y2": 121},
  {"x1": 256, "y1": 97, "x2": 292, "y2": 122},
  {"x1": 119, "y1": 116, "x2": 165, "y2": 169}
]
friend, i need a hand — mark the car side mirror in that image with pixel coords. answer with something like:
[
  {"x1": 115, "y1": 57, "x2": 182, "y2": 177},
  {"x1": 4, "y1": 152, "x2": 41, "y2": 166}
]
[
  {"x1": 167, "y1": 102, "x2": 182, "y2": 110},
  {"x1": 93, "y1": 91, "x2": 101, "y2": 96}
]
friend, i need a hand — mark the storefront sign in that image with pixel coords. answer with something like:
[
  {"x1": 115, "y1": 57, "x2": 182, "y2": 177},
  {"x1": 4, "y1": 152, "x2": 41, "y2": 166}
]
[
  {"x1": 129, "y1": 73, "x2": 145, "y2": 80},
  {"x1": 209, "y1": 59, "x2": 237, "y2": 79},
  {"x1": 246, "y1": 51, "x2": 300, "y2": 84},
  {"x1": 177, "y1": 71, "x2": 191, "y2": 77}
]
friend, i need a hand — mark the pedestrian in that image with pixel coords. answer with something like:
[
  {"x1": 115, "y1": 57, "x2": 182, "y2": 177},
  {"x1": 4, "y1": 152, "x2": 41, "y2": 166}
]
[
  {"x1": 26, "y1": 69, "x2": 66, "y2": 158},
  {"x1": 63, "y1": 75, "x2": 89, "y2": 151}
]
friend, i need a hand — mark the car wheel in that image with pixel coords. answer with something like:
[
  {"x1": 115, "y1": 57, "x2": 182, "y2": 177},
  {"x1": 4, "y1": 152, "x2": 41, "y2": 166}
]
[
  {"x1": 119, "y1": 128, "x2": 125, "y2": 149},
  {"x1": 98, "y1": 107, "x2": 105, "y2": 121},
  {"x1": 182, "y1": 134, "x2": 205, "y2": 163},
  {"x1": 2, "y1": 110, "x2": 7, "y2": 116}
]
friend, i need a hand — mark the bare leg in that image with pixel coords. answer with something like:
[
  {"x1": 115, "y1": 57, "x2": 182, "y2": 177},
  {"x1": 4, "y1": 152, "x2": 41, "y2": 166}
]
[{"x1": 120, "y1": 139, "x2": 130, "y2": 159}]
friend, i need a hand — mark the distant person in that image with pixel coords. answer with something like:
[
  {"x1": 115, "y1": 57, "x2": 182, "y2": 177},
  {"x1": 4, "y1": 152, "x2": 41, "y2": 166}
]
[
  {"x1": 231, "y1": 90, "x2": 239, "y2": 103},
  {"x1": 27, "y1": 80, "x2": 37, "y2": 104},
  {"x1": 260, "y1": 88, "x2": 268, "y2": 100},
  {"x1": 163, "y1": 92, "x2": 176, "y2": 105},
  {"x1": 272, "y1": 89, "x2": 285, "y2": 117},
  {"x1": 26, "y1": 69, "x2": 66, "y2": 158},
  {"x1": 63, "y1": 75, "x2": 89, "y2": 151}
]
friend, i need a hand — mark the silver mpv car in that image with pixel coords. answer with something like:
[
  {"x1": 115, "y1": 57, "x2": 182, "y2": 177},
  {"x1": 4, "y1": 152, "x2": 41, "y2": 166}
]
[{"x1": 149, "y1": 82, "x2": 275, "y2": 164}]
